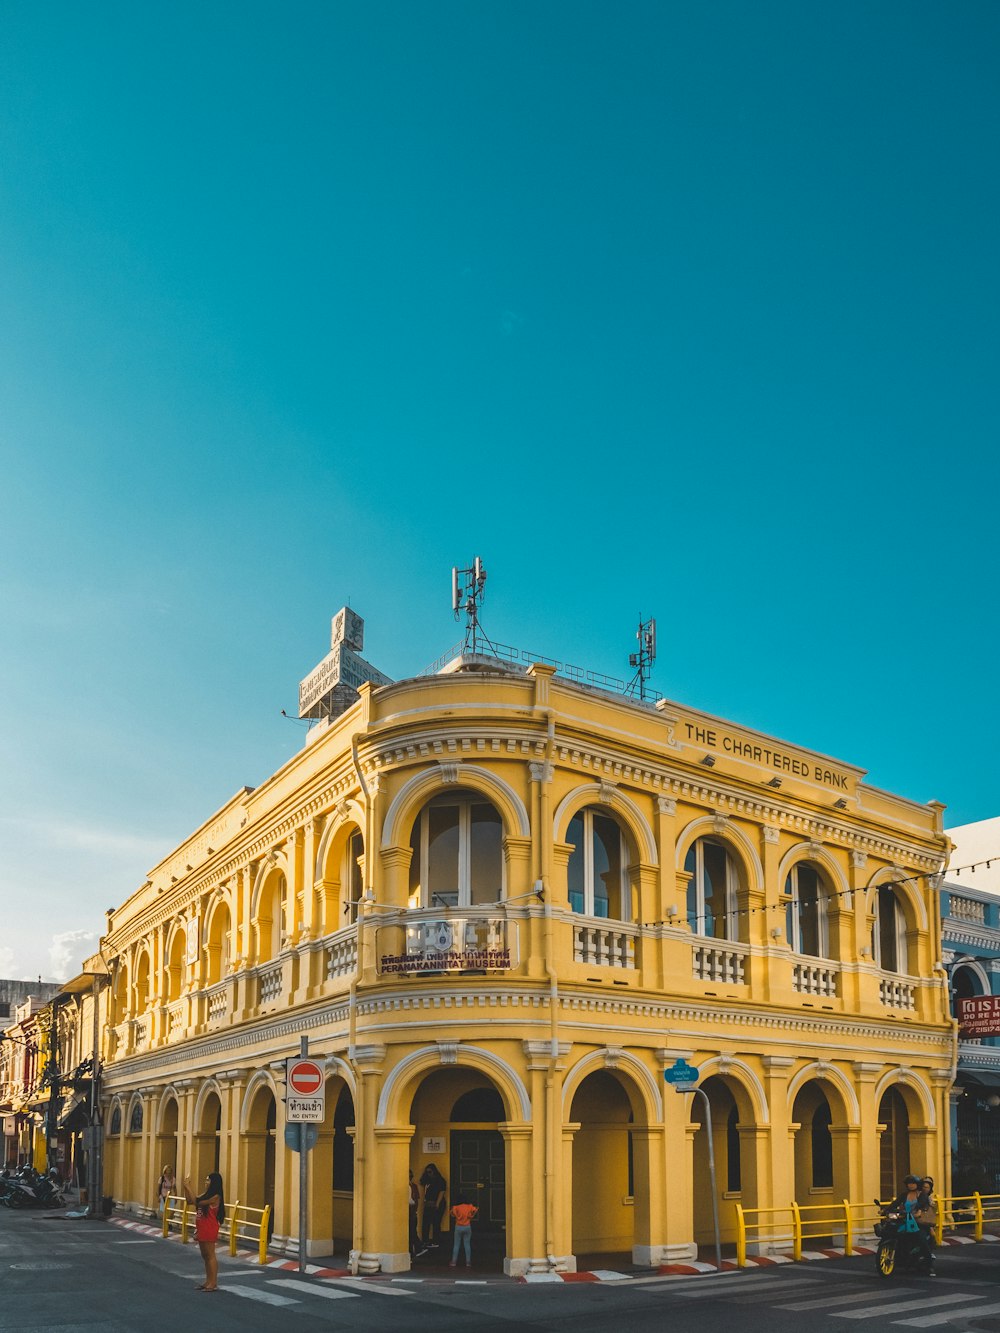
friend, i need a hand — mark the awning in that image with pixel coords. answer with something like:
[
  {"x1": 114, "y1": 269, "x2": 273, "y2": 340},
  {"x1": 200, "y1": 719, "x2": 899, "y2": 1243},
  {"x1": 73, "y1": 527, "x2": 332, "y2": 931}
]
[
  {"x1": 59, "y1": 1097, "x2": 91, "y2": 1132},
  {"x1": 958, "y1": 1070, "x2": 1000, "y2": 1089}
]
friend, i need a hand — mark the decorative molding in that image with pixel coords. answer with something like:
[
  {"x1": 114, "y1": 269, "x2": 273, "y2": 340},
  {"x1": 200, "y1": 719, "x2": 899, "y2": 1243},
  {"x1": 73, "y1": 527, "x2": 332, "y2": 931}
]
[
  {"x1": 763, "y1": 826, "x2": 780, "y2": 845},
  {"x1": 436, "y1": 1041, "x2": 459, "y2": 1065},
  {"x1": 529, "y1": 761, "x2": 554, "y2": 784},
  {"x1": 439, "y1": 763, "x2": 459, "y2": 785},
  {"x1": 656, "y1": 797, "x2": 676, "y2": 817},
  {"x1": 598, "y1": 780, "x2": 616, "y2": 805}
]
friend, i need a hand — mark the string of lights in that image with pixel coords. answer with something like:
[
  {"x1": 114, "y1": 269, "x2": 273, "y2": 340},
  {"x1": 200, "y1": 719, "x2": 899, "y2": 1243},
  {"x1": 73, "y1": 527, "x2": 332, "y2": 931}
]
[{"x1": 638, "y1": 853, "x2": 999, "y2": 931}]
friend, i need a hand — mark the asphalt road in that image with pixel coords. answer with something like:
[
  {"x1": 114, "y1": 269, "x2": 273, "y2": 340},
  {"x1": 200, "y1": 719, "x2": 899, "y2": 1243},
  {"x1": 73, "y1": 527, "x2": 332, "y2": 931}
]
[{"x1": 5, "y1": 1206, "x2": 1000, "y2": 1333}]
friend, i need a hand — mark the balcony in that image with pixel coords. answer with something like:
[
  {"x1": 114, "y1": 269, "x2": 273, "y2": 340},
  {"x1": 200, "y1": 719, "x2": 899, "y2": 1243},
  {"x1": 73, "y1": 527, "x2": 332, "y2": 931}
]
[
  {"x1": 573, "y1": 918, "x2": 637, "y2": 969},
  {"x1": 326, "y1": 933, "x2": 358, "y2": 980},
  {"x1": 256, "y1": 961, "x2": 284, "y2": 1007},
  {"x1": 205, "y1": 982, "x2": 228, "y2": 1026},
  {"x1": 692, "y1": 941, "x2": 747, "y2": 985},
  {"x1": 792, "y1": 959, "x2": 840, "y2": 998},
  {"x1": 880, "y1": 976, "x2": 916, "y2": 1010},
  {"x1": 950, "y1": 897, "x2": 987, "y2": 925}
]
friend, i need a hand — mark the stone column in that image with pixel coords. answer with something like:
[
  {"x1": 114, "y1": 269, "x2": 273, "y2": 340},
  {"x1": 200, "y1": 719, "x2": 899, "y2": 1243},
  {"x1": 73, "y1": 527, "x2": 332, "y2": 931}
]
[
  {"x1": 498, "y1": 1122, "x2": 534, "y2": 1276},
  {"x1": 657, "y1": 1047, "x2": 698, "y2": 1262},
  {"x1": 852, "y1": 1061, "x2": 885, "y2": 1205},
  {"x1": 761, "y1": 1055, "x2": 795, "y2": 1209},
  {"x1": 351, "y1": 1043, "x2": 386, "y2": 1273}
]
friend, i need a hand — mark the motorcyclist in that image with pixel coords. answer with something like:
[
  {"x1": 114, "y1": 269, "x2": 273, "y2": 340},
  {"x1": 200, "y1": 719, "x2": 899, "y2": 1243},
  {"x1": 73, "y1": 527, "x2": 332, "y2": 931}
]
[{"x1": 888, "y1": 1174, "x2": 933, "y2": 1276}]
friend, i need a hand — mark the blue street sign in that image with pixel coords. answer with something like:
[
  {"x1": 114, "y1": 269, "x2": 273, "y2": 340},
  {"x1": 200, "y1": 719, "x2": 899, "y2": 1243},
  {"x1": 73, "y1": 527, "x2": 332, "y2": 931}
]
[
  {"x1": 664, "y1": 1059, "x2": 699, "y2": 1091},
  {"x1": 284, "y1": 1123, "x2": 318, "y2": 1153}
]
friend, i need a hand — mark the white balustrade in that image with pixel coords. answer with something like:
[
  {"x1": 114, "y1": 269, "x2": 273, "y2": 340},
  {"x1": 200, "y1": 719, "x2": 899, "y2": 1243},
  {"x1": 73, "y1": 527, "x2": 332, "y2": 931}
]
[
  {"x1": 880, "y1": 977, "x2": 916, "y2": 1010},
  {"x1": 257, "y1": 963, "x2": 284, "y2": 1005},
  {"x1": 793, "y1": 960, "x2": 840, "y2": 998},
  {"x1": 326, "y1": 936, "x2": 358, "y2": 979},
  {"x1": 692, "y1": 943, "x2": 747, "y2": 985},
  {"x1": 573, "y1": 920, "x2": 636, "y2": 968},
  {"x1": 166, "y1": 1000, "x2": 184, "y2": 1039},
  {"x1": 950, "y1": 896, "x2": 986, "y2": 925},
  {"x1": 206, "y1": 986, "x2": 228, "y2": 1024}
]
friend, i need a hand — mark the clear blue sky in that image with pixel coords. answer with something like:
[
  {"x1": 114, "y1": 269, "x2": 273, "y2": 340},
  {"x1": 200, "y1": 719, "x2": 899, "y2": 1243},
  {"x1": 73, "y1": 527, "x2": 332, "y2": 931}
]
[{"x1": 2, "y1": 1, "x2": 998, "y2": 981}]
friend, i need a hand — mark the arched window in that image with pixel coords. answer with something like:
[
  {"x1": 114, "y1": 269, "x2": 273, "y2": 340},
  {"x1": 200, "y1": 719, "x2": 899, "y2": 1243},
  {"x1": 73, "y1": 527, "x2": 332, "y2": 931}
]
[
  {"x1": 344, "y1": 830, "x2": 364, "y2": 919},
  {"x1": 109, "y1": 1105, "x2": 122, "y2": 1136},
  {"x1": 134, "y1": 953, "x2": 150, "y2": 1013},
  {"x1": 256, "y1": 872, "x2": 287, "y2": 963},
  {"x1": 128, "y1": 1101, "x2": 144, "y2": 1135},
  {"x1": 685, "y1": 838, "x2": 737, "y2": 939},
  {"x1": 785, "y1": 862, "x2": 830, "y2": 957},
  {"x1": 164, "y1": 929, "x2": 186, "y2": 1003},
  {"x1": 206, "y1": 903, "x2": 231, "y2": 986},
  {"x1": 875, "y1": 884, "x2": 907, "y2": 973},
  {"x1": 408, "y1": 791, "x2": 503, "y2": 908},
  {"x1": 951, "y1": 965, "x2": 980, "y2": 1018},
  {"x1": 567, "y1": 807, "x2": 629, "y2": 920}
]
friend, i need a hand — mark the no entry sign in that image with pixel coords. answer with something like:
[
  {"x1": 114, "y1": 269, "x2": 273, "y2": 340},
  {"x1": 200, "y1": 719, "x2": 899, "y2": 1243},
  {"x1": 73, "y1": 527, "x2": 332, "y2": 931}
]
[{"x1": 286, "y1": 1057, "x2": 325, "y2": 1122}]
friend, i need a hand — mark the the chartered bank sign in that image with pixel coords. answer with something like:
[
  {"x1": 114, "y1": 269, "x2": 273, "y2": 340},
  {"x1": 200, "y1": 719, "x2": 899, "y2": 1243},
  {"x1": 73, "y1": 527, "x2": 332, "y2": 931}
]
[{"x1": 378, "y1": 918, "x2": 515, "y2": 975}]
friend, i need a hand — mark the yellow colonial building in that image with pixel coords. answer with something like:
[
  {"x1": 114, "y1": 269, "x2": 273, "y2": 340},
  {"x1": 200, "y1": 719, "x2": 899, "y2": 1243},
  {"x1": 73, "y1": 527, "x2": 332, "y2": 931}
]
[{"x1": 99, "y1": 608, "x2": 953, "y2": 1274}]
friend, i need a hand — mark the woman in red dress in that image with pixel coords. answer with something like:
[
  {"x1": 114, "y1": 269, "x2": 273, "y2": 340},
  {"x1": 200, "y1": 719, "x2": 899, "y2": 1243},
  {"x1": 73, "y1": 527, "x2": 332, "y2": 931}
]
[{"x1": 183, "y1": 1172, "x2": 226, "y2": 1291}]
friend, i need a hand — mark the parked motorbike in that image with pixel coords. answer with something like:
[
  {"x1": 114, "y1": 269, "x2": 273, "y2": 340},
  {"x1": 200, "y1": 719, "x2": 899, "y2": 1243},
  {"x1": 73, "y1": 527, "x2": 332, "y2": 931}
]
[
  {"x1": 0, "y1": 1165, "x2": 66, "y2": 1209},
  {"x1": 874, "y1": 1201, "x2": 933, "y2": 1278}
]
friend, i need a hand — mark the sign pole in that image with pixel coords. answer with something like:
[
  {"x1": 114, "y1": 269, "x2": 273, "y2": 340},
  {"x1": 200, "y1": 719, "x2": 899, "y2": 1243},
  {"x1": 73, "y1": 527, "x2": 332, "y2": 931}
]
[
  {"x1": 299, "y1": 1036, "x2": 308, "y2": 1276},
  {"x1": 665, "y1": 1061, "x2": 722, "y2": 1273},
  {"x1": 692, "y1": 1086, "x2": 723, "y2": 1274}
]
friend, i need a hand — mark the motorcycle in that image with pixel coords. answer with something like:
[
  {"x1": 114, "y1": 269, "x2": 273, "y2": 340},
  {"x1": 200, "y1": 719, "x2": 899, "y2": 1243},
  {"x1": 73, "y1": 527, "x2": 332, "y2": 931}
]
[
  {"x1": 0, "y1": 1165, "x2": 66, "y2": 1209},
  {"x1": 874, "y1": 1201, "x2": 933, "y2": 1278}
]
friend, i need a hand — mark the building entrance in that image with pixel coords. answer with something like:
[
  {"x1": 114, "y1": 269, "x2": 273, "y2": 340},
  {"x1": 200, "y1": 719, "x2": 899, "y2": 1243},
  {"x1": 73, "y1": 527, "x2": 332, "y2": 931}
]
[{"x1": 450, "y1": 1129, "x2": 505, "y2": 1230}]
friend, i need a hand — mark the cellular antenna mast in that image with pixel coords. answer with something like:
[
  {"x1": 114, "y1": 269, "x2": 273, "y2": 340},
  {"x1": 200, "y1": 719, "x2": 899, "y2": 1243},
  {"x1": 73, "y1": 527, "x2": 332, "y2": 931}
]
[
  {"x1": 627, "y1": 615, "x2": 657, "y2": 701},
  {"x1": 452, "y1": 556, "x2": 495, "y2": 656}
]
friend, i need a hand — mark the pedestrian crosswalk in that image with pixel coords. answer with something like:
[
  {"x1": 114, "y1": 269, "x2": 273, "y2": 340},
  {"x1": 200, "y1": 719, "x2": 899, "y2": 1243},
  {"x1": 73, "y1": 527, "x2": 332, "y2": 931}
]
[
  {"x1": 649, "y1": 1271, "x2": 1000, "y2": 1328},
  {"x1": 217, "y1": 1273, "x2": 418, "y2": 1308}
]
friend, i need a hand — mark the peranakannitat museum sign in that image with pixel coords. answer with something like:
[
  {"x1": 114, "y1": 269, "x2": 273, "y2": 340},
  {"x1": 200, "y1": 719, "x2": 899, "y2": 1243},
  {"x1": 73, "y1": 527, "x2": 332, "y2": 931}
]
[{"x1": 378, "y1": 918, "x2": 515, "y2": 975}]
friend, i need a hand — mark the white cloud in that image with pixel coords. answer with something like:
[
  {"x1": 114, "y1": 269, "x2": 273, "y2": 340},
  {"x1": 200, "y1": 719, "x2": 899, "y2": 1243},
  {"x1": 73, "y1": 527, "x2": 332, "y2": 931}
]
[{"x1": 48, "y1": 930, "x2": 99, "y2": 982}]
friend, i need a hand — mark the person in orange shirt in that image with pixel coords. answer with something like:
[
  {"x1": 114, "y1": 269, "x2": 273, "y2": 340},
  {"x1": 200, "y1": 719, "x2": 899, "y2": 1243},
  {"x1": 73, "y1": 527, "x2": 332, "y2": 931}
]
[{"x1": 448, "y1": 1195, "x2": 479, "y2": 1268}]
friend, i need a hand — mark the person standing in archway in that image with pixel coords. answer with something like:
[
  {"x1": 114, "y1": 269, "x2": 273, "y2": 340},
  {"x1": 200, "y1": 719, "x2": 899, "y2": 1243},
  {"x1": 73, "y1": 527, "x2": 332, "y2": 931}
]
[
  {"x1": 157, "y1": 1164, "x2": 175, "y2": 1216},
  {"x1": 407, "y1": 1169, "x2": 420, "y2": 1257},
  {"x1": 419, "y1": 1163, "x2": 447, "y2": 1248}
]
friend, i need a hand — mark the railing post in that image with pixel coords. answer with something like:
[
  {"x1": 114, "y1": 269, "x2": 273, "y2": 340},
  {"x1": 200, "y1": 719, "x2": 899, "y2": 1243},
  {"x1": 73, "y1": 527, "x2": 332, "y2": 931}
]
[
  {"x1": 259, "y1": 1204, "x2": 271, "y2": 1264},
  {"x1": 181, "y1": 1197, "x2": 190, "y2": 1244},
  {"x1": 735, "y1": 1204, "x2": 747, "y2": 1268},
  {"x1": 229, "y1": 1200, "x2": 240, "y2": 1257},
  {"x1": 975, "y1": 1192, "x2": 984, "y2": 1242},
  {"x1": 843, "y1": 1200, "x2": 853, "y2": 1256},
  {"x1": 935, "y1": 1198, "x2": 944, "y2": 1247},
  {"x1": 791, "y1": 1201, "x2": 802, "y2": 1262},
  {"x1": 162, "y1": 1197, "x2": 170, "y2": 1238}
]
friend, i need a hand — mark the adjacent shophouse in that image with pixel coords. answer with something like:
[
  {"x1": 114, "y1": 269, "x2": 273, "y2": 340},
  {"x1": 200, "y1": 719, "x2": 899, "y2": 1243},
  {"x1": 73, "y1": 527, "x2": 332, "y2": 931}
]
[
  {"x1": 97, "y1": 606, "x2": 954, "y2": 1273},
  {"x1": 941, "y1": 817, "x2": 1000, "y2": 1192}
]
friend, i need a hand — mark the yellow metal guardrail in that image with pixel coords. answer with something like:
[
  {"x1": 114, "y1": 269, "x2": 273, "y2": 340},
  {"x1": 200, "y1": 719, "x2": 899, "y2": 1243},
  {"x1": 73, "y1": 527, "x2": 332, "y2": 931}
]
[
  {"x1": 736, "y1": 1194, "x2": 1000, "y2": 1268},
  {"x1": 162, "y1": 1194, "x2": 271, "y2": 1263},
  {"x1": 227, "y1": 1202, "x2": 272, "y2": 1264}
]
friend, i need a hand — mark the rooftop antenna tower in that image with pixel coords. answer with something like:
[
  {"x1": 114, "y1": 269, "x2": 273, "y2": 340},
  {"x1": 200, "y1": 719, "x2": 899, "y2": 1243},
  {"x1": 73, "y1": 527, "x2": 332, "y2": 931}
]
[
  {"x1": 627, "y1": 615, "x2": 657, "y2": 701},
  {"x1": 452, "y1": 556, "x2": 494, "y2": 656}
]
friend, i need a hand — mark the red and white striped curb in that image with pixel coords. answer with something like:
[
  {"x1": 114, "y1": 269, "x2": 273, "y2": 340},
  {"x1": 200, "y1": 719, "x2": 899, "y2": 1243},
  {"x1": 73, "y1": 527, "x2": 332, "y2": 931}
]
[{"x1": 108, "y1": 1217, "x2": 1000, "y2": 1285}]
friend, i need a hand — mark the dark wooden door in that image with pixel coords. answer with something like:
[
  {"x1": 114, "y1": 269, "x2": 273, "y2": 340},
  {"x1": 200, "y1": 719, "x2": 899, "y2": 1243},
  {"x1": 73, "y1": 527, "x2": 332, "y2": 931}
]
[{"x1": 450, "y1": 1130, "x2": 505, "y2": 1231}]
